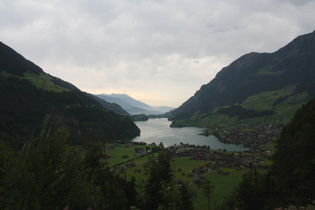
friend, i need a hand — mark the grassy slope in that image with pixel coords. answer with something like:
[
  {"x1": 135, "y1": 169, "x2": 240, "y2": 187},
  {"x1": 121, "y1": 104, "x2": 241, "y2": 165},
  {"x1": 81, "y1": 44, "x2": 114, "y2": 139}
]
[
  {"x1": 1, "y1": 71, "x2": 70, "y2": 93},
  {"x1": 23, "y1": 72, "x2": 70, "y2": 92},
  {"x1": 172, "y1": 84, "x2": 311, "y2": 128}
]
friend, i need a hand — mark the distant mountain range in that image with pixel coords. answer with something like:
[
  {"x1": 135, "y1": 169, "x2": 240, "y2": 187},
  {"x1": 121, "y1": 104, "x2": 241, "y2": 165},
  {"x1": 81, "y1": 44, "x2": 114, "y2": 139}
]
[
  {"x1": 95, "y1": 93, "x2": 174, "y2": 115},
  {"x1": 0, "y1": 41, "x2": 140, "y2": 147},
  {"x1": 171, "y1": 30, "x2": 315, "y2": 126}
]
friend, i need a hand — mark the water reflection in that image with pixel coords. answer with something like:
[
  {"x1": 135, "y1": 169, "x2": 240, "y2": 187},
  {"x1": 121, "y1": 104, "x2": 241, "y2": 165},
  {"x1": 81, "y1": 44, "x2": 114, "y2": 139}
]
[{"x1": 132, "y1": 118, "x2": 247, "y2": 151}]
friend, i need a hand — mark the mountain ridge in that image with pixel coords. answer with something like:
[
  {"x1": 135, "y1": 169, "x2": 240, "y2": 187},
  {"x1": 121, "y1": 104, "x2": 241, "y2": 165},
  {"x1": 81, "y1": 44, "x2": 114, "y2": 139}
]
[
  {"x1": 171, "y1": 30, "x2": 315, "y2": 125},
  {"x1": 0, "y1": 41, "x2": 140, "y2": 147},
  {"x1": 96, "y1": 93, "x2": 174, "y2": 115}
]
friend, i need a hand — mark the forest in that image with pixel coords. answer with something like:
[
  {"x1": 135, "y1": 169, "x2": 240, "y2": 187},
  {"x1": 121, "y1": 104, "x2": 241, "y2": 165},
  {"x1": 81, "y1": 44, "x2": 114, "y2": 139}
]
[{"x1": 0, "y1": 116, "x2": 193, "y2": 210}]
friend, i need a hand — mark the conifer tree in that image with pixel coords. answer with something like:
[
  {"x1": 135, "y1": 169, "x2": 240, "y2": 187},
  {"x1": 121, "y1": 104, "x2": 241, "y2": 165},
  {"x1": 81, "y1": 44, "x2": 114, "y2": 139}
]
[{"x1": 2, "y1": 116, "x2": 93, "y2": 209}]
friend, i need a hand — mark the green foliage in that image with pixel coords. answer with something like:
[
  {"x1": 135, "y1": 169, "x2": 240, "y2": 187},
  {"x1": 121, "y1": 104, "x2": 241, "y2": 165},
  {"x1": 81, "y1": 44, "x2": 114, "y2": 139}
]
[
  {"x1": 143, "y1": 149, "x2": 194, "y2": 210},
  {"x1": 22, "y1": 72, "x2": 70, "y2": 92},
  {"x1": 217, "y1": 105, "x2": 275, "y2": 120},
  {"x1": 1, "y1": 116, "x2": 94, "y2": 209},
  {"x1": 144, "y1": 150, "x2": 173, "y2": 210},
  {"x1": 0, "y1": 116, "x2": 142, "y2": 210},
  {"x1": 82, "y1": 140, "x2": 142, "y2": 210},
  {"x1": 270, "y1": 97, "x2": 315, "y2": 205}
]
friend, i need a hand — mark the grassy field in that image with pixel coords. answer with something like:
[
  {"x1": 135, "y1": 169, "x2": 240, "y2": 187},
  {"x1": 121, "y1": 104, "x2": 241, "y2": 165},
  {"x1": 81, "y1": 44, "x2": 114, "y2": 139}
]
[
  {"x1": 105, "y1": 143, "x2": 266, "y2": 209},
  {"x1": 241, "y1": 84, "x2": 297, "y2": 110},
  {"x1": 171, "y1": 84, "x2": 310, "y2": 129},
  {"x1": 23, "y1": 72, "x2": 69, "y2": 92}
]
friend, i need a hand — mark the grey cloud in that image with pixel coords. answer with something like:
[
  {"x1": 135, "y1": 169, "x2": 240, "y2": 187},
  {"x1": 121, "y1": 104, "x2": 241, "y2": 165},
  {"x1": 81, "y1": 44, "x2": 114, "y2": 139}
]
[{"x1": 1, "y1": 0, "x2": 315, "y2": 106}]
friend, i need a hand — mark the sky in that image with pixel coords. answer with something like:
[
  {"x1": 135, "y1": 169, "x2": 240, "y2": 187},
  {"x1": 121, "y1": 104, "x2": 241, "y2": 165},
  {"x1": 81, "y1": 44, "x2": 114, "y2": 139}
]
[{"x1": 1, "y1": 0, "x2": 315, "y2": 107}]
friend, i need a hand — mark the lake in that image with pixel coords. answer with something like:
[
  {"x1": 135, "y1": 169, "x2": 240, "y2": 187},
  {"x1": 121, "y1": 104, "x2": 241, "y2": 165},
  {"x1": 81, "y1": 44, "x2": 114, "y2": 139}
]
[{"x1": 132, "y1": 118, "x2": 247, "y2": 151}]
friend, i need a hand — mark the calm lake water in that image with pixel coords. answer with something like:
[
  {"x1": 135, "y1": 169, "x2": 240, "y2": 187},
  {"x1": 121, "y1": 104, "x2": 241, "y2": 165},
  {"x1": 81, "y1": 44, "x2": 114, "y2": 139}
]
[{"x1": 132, "y1": 118, "x2": 247, "y2": 151}]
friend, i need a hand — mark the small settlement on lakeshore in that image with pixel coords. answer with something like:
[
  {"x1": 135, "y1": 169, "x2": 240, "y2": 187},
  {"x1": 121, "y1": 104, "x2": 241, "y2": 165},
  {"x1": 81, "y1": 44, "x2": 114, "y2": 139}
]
[
  {"x1": 207, "y1": 122, "x2": 283, "y2": 149},
  {"x1": 107, "y1": 122, "x2": 282, "y2": 184}
]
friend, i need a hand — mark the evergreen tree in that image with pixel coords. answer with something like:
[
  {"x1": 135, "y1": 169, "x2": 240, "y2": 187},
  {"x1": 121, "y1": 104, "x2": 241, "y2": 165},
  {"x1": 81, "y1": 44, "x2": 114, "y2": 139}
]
[
  {"x1": 144, "y1": 149, "x2": 173, "y2": 210},
  {"x1": 83, "y1": 140, "x2": 140, "y2": 210},
  {"x1": 270, "y1": 99, "x2": 315, "y2": 206},
  {"x1": 179, "y1": 184, "x2": 194, "y2": 210},
  {"x1": 201, "y1": 182, "x2": 215, "y2": 210},
  {"x1": 1, "y1": 116, "x2": 93, "y2": 209}
]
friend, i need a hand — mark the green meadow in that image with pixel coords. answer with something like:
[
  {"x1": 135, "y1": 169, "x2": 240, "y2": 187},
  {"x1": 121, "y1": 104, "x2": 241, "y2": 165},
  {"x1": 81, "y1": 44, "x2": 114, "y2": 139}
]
[
  {"x1": 23, "y1": 72, "x2": 70, "y2": 92},
  {"x1": 105, "y1": 143, "x2": 265, "y2": 209}
]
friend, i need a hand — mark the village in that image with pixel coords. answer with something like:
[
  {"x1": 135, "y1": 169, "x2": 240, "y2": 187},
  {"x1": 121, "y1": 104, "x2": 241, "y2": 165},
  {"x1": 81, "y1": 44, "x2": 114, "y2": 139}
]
[
  {"x1": 208, "y1": 122, "x2": 283, "y2": 150},
  {"x1": 104, "y1": 122, "x2": 284, "y2": 187}
]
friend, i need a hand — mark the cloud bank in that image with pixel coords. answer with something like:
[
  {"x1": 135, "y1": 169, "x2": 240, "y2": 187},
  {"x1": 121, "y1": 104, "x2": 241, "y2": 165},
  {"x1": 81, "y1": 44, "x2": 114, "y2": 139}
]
[{"x1": 1, "y1": 0, "x2": 314, "y2": 106}]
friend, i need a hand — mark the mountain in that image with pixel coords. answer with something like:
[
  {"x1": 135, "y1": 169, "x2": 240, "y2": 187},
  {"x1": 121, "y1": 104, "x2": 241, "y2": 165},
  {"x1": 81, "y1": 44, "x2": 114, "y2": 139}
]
[
  {"x1": 171, "y1": 30, "x2": 315, "y2": 126},
  {"x1": 95, "y1": 93, "x2": 174, "y2": 115},
  {"x1": 91, "y1": 95, "x2": 130, "y2": 116},
  {"x1": 0, "y1": 41, "x2": 140, "y2": 147}
]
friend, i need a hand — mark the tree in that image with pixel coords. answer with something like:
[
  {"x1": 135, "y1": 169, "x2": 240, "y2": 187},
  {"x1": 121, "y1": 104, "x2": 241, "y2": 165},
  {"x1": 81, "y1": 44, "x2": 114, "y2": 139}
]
[
  {"x1": 270, "y1": 98, "x2": 315, "y2": 206},
  {"x1": 83, "y1": 140, "x2": 140, "y2": 210},
  {"x1": 0, "y1": 140, "x2": 16, "y2": 208},
  {"x1": 201, "y1": 182, "x2": 215, "y2": 210},
  {"x1": 144, "y1": 149, "x2": 173, "y2": 210},
  {"x1": 1, "y1": 116, "x2": 93, "y2": 209},
  {"x1": 158, "y1": 182, "x2": 181, "y2": 210},
  {"x1": 180, "y1": 183, "x2": 194, "y2": 210},
  {"x1": 83, "y1": 140, "x2": 107, "y2": 193}
]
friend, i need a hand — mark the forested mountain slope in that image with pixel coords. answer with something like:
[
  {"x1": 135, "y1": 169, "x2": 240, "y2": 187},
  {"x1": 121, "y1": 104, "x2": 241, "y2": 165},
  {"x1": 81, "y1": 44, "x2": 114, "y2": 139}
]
[
  {"x1": 0, "y1": 41, "x2": 140, "y2": 147},
  {"x1": 172, "y1": 31, "x2": 315, "y2": 125}
]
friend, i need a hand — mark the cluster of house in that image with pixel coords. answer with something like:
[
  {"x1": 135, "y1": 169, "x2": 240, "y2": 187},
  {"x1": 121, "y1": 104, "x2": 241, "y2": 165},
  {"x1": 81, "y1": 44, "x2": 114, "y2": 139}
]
[
  {"x1": 212, "y1": 123, "x2": 282, "y2": 149},
  {"x1": 111, "y1": 132, "x2": 273, "y2": 178},
  {"x1": 173, "y1": 145, "x2": 267, "y2": 166}
]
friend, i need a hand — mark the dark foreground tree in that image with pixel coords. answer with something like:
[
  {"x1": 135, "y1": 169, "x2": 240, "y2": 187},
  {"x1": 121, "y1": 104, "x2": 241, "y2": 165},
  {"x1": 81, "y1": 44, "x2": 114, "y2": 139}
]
[
  {"x1": 0, "y1": 116, "x2": 141, "y2": 210},
  {"x1": 83, "y1": 139, "x2": 141, "y2": 210},
  {"x1": 270, "y1": 98, "x2": 315, "y2": 206},
  {"x1": 143, "y1": 149, "x2": 194, "y2": 210},
  {"x1": 144, "y1": 149, "x2": 173, "y2": 210},
  {"x1": 1, "y1": 116, "x2": 94, "y2": 209},
  {"x1": 201, "y1": 182, "x2": 215, "y2": 210}
]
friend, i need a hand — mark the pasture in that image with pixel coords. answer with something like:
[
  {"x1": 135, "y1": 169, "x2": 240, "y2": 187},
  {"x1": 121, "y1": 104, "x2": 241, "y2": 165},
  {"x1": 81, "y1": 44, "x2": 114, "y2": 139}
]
[{"x1": 105, "y1": 143, "x2": 260, "y2": 209}]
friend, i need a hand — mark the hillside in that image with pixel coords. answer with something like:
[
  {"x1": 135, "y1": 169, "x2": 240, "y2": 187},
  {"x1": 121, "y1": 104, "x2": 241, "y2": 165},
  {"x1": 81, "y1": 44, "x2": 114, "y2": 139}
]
[
  {"x1": 95, "y1": 93, "x2": 174, "y2": 115},
  {"x1": 171, "y1": 30, "x2": 315, "y2": 126},
  {"x1": 0, "y1": 41, "x2": 140, "y2": 147}
]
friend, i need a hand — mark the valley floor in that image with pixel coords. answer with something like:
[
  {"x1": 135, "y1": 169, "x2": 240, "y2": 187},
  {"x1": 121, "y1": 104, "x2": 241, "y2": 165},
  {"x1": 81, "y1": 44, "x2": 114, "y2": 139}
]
[{"x1": 105, "y1": 138, "x2": 274, "y2": 209}]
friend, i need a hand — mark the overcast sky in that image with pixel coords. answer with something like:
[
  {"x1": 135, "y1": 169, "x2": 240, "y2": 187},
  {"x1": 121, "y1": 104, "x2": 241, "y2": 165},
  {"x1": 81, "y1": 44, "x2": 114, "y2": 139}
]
[{"x1": 1, "y1": 0, "x2": 315, "y2": 107}]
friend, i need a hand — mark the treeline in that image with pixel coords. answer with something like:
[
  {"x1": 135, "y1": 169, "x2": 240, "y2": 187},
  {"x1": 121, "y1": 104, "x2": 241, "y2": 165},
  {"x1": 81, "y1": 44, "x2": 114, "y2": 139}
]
[
  {"x1": 217, "y1": 105, "x2": 275, "y2": 120},
  {"x1": 131, "y1": 114, "x2": 149, "y2": 121},
  {"x1": 0, "y1": 116, "x2": 193, "y2": 210},
  {"x1": 220, "y1": 98, "x2": 315, "y2": 209}
]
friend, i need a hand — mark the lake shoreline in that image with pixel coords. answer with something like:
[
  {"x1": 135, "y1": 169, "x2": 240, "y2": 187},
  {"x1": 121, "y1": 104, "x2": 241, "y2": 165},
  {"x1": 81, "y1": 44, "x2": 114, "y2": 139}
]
[{"x1": 132, "y1": 118, "x2": 247, "y2": 151}]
